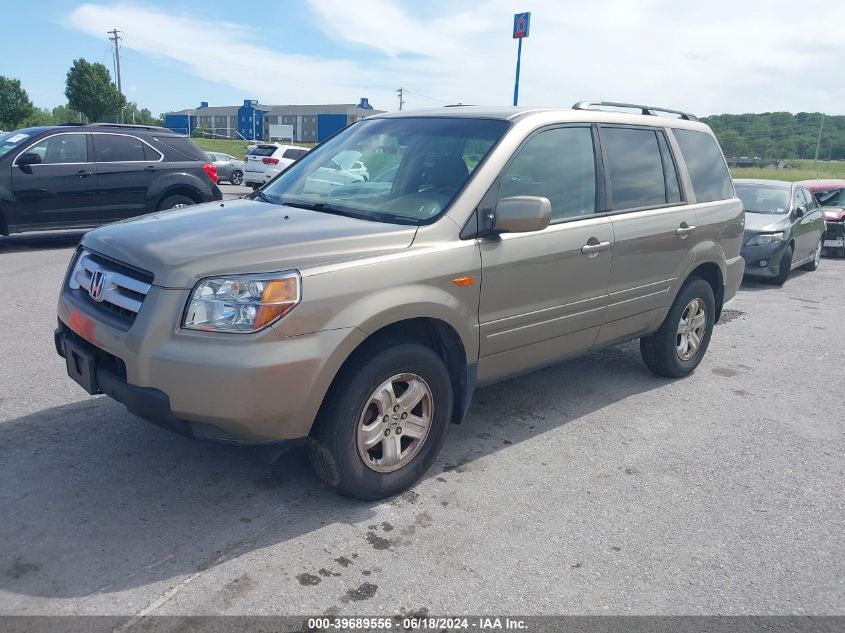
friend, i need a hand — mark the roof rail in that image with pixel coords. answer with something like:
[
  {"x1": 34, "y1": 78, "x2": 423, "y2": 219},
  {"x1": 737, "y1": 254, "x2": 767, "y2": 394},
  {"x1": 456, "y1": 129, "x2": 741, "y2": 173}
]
[
  {"x1": 83, "y1": 122, "x2": 173, "y2": 132},
  {"x1": 572, "y1": 101, "x2": 698, "y2": 121}
]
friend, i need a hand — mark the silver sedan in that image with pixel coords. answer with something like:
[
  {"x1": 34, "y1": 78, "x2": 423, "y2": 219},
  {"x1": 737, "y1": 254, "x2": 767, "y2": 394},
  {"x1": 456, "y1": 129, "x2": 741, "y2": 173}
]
[{"x1": 204, "y1": 152, "x2": 245, "y2": 186}]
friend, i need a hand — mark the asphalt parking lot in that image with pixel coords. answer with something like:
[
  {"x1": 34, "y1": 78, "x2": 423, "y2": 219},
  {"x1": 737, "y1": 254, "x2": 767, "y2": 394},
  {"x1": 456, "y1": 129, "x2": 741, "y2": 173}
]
[{"x1": 0, "y1": 219, "x2": 842, "y2": 617}]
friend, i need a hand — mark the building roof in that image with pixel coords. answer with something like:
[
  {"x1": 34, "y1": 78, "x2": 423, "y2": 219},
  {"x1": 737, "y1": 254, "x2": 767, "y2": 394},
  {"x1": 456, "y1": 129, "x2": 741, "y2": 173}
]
[{"x1": 166, "y1": 103, "x2": 382, "y2": 116}]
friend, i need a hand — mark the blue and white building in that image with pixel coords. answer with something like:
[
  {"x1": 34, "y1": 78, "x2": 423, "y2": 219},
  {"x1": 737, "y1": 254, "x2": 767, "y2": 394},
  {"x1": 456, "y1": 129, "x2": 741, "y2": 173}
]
[{"x1": 164, "y1": 98, "x2": 380, "y2": 142}]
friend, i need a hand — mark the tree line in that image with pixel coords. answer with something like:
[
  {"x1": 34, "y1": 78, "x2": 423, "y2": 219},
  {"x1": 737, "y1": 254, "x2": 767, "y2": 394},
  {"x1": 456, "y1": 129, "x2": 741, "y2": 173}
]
[
  {"x1": 0, "y1": 59, "x2": 162, "y2": 131},
  {"x1": 702, "y1": 112, "x2": 844, "y2": 161}
]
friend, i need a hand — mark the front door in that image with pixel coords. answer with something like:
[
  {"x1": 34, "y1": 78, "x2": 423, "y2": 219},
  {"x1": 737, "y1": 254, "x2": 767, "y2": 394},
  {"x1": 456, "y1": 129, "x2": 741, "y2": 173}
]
[
  {"x1": 93, "y1": 133, "x2": 162, "y2": 223},
  {"x1": 12, "y1": 132, "x2": 98, "y2": 230},
  {"x1": 477, "y1": 125, "x2": 614, "y2": 383}
]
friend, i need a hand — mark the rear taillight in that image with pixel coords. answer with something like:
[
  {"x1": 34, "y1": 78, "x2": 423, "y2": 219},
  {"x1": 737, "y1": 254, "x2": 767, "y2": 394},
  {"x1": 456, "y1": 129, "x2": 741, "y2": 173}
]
[
  {"x1": 262, "y1": 157, "x2": 279, "y2": 165},
  {"x1": 202, "y1": 162, "x2": 219, "y2": 184}
]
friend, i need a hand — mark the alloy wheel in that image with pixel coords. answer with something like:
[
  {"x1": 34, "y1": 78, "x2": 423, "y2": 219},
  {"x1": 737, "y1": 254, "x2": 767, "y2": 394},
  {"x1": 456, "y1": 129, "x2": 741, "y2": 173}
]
[
  {"x1": 356, "y1": 373, "x2": 433, "y2": 473},
  {"x1": 676, "y1": 298, "x2": 706, "y2": 361}
]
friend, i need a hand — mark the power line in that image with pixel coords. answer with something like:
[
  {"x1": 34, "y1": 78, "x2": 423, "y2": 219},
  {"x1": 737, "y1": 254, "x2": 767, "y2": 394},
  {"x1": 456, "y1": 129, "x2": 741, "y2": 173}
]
[{"x1": 403, "y1": 89, "x2": 448, "y2": 105}]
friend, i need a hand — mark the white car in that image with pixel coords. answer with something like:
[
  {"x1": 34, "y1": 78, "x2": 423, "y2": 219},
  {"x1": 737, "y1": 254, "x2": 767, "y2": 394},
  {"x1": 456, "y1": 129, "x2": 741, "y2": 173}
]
[{"x1": 243, "y1": 144, "x2": 310, "y2": 189}]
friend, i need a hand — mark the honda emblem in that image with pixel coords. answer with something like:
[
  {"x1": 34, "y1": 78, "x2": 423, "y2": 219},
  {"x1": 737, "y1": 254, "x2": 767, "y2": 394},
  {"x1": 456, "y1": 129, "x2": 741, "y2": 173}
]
[{"x1": 89, "y1": 270, "x2": 107, "y2": 302}]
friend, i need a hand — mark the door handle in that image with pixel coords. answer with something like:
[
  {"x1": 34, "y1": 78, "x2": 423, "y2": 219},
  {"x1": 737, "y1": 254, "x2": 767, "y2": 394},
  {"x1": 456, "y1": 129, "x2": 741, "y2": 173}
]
[
  {"x1": 76, "y1": 169, "x2": 92, "y2": 178},
  {"x1": 581, "y1": 240, "x2": 611, "y2": 255},
  {"x1": 145, "y1": 165, "x2": 156, "y2": 172},
  {"x1": 676, "y1": 224, "x2": 697, "y2": 238}
]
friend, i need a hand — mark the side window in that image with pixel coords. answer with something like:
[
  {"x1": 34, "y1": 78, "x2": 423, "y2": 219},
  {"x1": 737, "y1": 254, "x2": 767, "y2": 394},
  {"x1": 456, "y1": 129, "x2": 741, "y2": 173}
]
[
  {"x1": 24, "y1": 134, "x2": 88, "y2": 164},
  {"x1": 801, "y1": 188, "x2": 817, "y2": 211},
  {"x1": 601, "y1": 127, "x2": 667, "y2": 210},
  {"x1": 673, "y1": 128, "x2": 733, "y2": 203},
  {"x1": 282, "y1": 148, "x2": 306, "y2": 160},
  {"x1": 94, "y1": 134, "x2": 147, "y2": 162},
  {"x1": 656, "y1": 132, "x2": 681, "y2": 203},
  {"x1": 499, "y1": 126, "x2": 596, "y2": 222}
]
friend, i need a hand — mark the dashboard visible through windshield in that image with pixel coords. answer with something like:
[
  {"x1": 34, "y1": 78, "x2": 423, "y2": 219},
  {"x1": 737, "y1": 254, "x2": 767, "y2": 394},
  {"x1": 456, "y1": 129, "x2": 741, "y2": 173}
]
[{"x1": 261, "y1": 117, "x2": 510, "y2": 225}]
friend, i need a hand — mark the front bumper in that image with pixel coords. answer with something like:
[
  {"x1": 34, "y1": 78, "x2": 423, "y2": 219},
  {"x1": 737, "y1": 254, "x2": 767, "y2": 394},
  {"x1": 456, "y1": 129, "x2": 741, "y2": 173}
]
[
  {"x1": 741, "y1": 240, "x2": 788, "y2": 278},
  {"x1": 57, "y1": 285, "x2": 366, "y2": 443},
  {"x1": 823, "y1": 221, "x2": 844, "y2": 250}
]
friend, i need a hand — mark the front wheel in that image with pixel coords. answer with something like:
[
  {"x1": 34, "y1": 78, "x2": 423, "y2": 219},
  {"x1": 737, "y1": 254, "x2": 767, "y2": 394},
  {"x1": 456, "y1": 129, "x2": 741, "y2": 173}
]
[
  {"x1": 230, "y1": 170, "x2": 243, "y2": 185},
  {"x1": 802, "y1": 238, "x2": 822, "y2": 271},
  {"x1": 307, "y1": 338, "x2": 453, "y2": 500},
  {"x1": 640, "y1": 277, "x2": 715, "y2": 378},
  {"x1": 772, "y1": 244, "x2": 793, "y2": 286}
]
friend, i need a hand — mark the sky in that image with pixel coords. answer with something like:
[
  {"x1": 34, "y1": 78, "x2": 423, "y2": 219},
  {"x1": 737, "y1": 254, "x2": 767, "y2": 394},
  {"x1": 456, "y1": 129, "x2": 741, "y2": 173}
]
[{"x1": 2, "y1": 0, "x2": 844, "y2": 117}]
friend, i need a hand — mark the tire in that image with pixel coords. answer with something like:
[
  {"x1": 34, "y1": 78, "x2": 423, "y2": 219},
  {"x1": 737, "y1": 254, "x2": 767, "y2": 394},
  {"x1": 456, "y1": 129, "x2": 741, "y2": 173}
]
[
  {"x1": 640, "y1": 277, "x2": 715, "y2": 379},
  {"x1": 250, "y1": 183, "x2": 260, "y2": 191},
  {"x1": 802, "y1": 238, "x2": 822, "y2": 271},
  {"x1": 230, "y1": 170, "x2": 243, "y2": 186},
  {"x1": 771, "y1": 244, "x2": 793, "y2": 286},
  {"x1": 307, "y1": 337, "x2": 453, "y2": 500},
  {"x1": 158, "y1": 194, "x2": 194, "y2": 211}
]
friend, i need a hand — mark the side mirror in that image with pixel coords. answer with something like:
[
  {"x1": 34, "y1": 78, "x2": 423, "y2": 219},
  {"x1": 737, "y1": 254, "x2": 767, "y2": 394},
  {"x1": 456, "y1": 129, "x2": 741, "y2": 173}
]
[
  {"x1": 794, "y1": 205, "x2": 806, "y2": 218},
  {"x1": 493, "y1": 196, "x2": 551, "y2": 233},
  {"x1": 17, "y1": 152, "x2": 42, "y2": 166}
]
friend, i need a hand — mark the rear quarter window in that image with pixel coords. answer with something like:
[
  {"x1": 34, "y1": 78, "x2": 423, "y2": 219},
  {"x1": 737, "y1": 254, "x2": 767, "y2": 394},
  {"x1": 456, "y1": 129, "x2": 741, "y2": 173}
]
[
  {"x1": 673, "y1": 129, "x2": 733, "y2": 203},
  {"x1": 282, "y1": 148, "x2": 307, "y2": 160},
  {"x1": 151, "y1": 135, "x2": 207, "y2": 161}
]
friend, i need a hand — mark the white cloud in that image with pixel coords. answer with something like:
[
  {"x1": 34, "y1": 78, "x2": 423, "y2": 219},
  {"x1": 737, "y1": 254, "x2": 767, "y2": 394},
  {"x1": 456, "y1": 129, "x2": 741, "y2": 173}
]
[{"x1": 65, "y1": 1, "x2": 845, "y2": 115}]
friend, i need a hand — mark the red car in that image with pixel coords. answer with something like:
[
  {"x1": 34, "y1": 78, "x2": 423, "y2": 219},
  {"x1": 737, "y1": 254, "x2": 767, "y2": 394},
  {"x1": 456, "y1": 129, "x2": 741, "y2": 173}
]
[{"x1": 799, "y1": 179, "x2": 845, "y2": 257}]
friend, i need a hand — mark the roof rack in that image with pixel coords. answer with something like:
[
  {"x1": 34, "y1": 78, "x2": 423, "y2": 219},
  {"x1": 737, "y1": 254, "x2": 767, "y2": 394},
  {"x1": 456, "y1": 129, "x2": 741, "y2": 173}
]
[
  {"x1": 572, "y1": 101, "x2": 698, "y2": 121},
  {"x1": 83, "y1": 122, "x2": 173, "y2": 132}
]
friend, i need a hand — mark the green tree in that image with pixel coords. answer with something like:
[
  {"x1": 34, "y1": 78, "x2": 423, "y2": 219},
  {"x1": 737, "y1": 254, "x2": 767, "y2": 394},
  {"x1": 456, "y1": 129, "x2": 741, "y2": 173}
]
[
  {"x1": 65, "y1": 59, "x2": 126, "y2": 123},
  {"x1": 0, "y1": 75, "x2": 34, "y2": 130}
]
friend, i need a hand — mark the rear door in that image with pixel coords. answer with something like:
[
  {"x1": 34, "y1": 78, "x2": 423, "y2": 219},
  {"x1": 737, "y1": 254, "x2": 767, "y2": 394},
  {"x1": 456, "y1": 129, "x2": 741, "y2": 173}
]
[
  {"x1": 93, "y1": 133, "x2": 162, "y2": 223},
  {"x1": 12, "y1": 132, "x2": 99, "y2": 229},
  {"x1": 477, "y1": 125, "x2": 614, "y2": 382},
  {"x1": 596, "y1": 125, "x2": 693, "y2": 346}
]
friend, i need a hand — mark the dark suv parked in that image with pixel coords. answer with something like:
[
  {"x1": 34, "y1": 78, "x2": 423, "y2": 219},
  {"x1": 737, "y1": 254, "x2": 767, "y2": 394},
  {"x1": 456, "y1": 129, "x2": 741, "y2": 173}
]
[{"x1": 0, "y1": 123, "x2": 222, "y2": 236}]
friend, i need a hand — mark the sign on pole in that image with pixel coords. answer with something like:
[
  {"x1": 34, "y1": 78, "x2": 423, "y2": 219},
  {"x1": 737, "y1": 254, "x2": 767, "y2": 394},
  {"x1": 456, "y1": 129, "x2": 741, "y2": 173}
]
[
  {"x1": 512, "y1": 12, "x2": 531, "y2": 106},
  {"x1": 513, "y1": 12, "x2": 531, "y2": 38}
]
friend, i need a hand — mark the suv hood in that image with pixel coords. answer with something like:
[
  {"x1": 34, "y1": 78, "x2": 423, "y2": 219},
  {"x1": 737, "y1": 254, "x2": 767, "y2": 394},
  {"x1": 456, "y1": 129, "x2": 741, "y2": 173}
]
[
  {"x1": 81, "y1": 198, "x2": 417, "y2": 288},
  {"x1": 744, "y1": 212, "x2": 789, "y2": 233}
]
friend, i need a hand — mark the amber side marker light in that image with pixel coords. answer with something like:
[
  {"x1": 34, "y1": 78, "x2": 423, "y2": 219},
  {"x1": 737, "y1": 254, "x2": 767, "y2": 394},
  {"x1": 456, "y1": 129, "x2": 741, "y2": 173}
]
[
  {"x1": 452, "y1": 276, "x2": 476, "y2": 287},
  {"x1": 254, "y1": 277, "x2": 300, "y2": 329}
]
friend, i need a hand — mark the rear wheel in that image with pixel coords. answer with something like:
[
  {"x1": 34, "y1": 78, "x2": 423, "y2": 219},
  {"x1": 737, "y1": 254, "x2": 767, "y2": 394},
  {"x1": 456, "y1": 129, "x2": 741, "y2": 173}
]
[
  {"x1": 307, "y1": 338, "x2": 453, "y2": 500},
  {"x1": 158, "y1": 194, "x2": 194, "y2": 211},
  {"x1": 772, "y1": 244, "x2": 793, "y2": 286},
  {"x1": 230, "y1": 170, "x2": 243, "y2": 185},
  {"x1": 640, "y1": 277, "x2": 715, "y2": 378},
  {"x1": 802, "y1": 238, "x2": 822, "y2": 271}
]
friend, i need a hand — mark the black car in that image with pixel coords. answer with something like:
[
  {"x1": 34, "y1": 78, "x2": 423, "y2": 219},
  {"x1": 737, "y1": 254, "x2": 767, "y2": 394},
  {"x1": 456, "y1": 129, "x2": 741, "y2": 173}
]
[
  {"x1": 0, "y1": 123, "x2": 222, "y2": 236},
  {"x1": 735, "y1": 178, "x2": 826, "y2": 285}
]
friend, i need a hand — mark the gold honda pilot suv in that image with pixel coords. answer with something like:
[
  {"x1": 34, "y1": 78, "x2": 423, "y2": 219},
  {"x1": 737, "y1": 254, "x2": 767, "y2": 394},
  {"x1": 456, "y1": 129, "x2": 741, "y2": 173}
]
[{"x1": 56, "y1": 102, "x2": 744, "y2": 500}]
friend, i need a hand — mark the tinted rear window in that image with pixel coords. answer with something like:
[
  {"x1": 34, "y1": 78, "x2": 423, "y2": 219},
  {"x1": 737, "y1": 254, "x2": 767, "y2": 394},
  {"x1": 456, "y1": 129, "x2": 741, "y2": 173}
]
[
  {"x1": 673, "y1": 129, "x2": 732, "y2": 203},
  {"x1": 601, "y1": 127, "x2": 669, "y2": 210},
  {"x1": 249, "y1": 145, "x2": 278, "y2": 157},
  {"x1": 151, "y1": 135, "x2": 207, "y2": 160},
  {"x1": 282, "y1": 148, "x2": 307, "y2": 160}
]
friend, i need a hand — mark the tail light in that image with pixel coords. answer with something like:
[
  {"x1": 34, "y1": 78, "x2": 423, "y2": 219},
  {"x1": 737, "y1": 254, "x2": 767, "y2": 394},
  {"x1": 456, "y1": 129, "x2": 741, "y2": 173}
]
[
  {"x1": 202, "y1": 162, "x2": 219, "y2": 184},
  {"x1": 262, "y1": 157, "x2": 280, "y2": 165}
]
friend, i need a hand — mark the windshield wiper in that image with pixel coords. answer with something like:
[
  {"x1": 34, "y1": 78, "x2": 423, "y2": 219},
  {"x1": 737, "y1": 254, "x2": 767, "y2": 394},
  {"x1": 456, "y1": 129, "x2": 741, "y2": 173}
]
[
  {"x1": 280, "y1": 199, "x2": 396, "y2": 223},
  {"x1": 250, "y1": 190, "x2": 277, "y2": 204}
]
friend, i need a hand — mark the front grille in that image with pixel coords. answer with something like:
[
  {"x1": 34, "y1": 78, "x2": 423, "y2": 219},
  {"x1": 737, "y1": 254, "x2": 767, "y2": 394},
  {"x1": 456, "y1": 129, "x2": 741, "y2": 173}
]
[
  {"x1": 824, "y1": 221, "x2": 845, "y2": 240},
  {"x1": 68, "y1": 250, "x2": 153, "y2": 324}
]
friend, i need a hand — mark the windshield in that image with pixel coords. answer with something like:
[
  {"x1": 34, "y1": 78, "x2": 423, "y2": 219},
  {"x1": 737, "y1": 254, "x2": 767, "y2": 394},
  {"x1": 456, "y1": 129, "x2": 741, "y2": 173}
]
[
  {"x1": 735, "y1": 185, "x2": 790, "y2": 215},
  {"x1": 0, "y1": 130, "x2": 33, "y2": 159},
  {"x1": 261, "y1": 117, "x2": 510, "y2": 225},
  {"x1": 814, "y1": 188, "x2": 844, "y2": 208}
]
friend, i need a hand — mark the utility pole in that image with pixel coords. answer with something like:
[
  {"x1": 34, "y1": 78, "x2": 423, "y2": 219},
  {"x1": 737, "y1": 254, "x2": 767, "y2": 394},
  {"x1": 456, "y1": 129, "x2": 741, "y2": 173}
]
[
  {"x1": 107, "y1": 28, "x2": 124, "y2": 123},
  {"x1": 813, "y1": 112, "x2": 825, "y2": 177},
  {"x1": 396, "y1": 88, "x2": 405, "y2": 111}
]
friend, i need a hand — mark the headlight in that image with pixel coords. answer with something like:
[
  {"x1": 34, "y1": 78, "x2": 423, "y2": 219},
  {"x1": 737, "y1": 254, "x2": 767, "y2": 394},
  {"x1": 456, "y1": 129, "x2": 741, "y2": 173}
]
[
  {"x1": 183, "y1": 272, "x2": 300, "y2": 333},
  {"x1": 745, "y1": 232, "x2": 784, "y2": 247}
]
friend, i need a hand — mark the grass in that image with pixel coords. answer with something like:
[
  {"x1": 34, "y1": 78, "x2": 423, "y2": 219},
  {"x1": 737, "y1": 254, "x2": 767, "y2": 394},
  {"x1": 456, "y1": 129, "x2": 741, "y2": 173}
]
[{"x1": 731, "y1": 160, "x2": 845, "y2": 182}]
